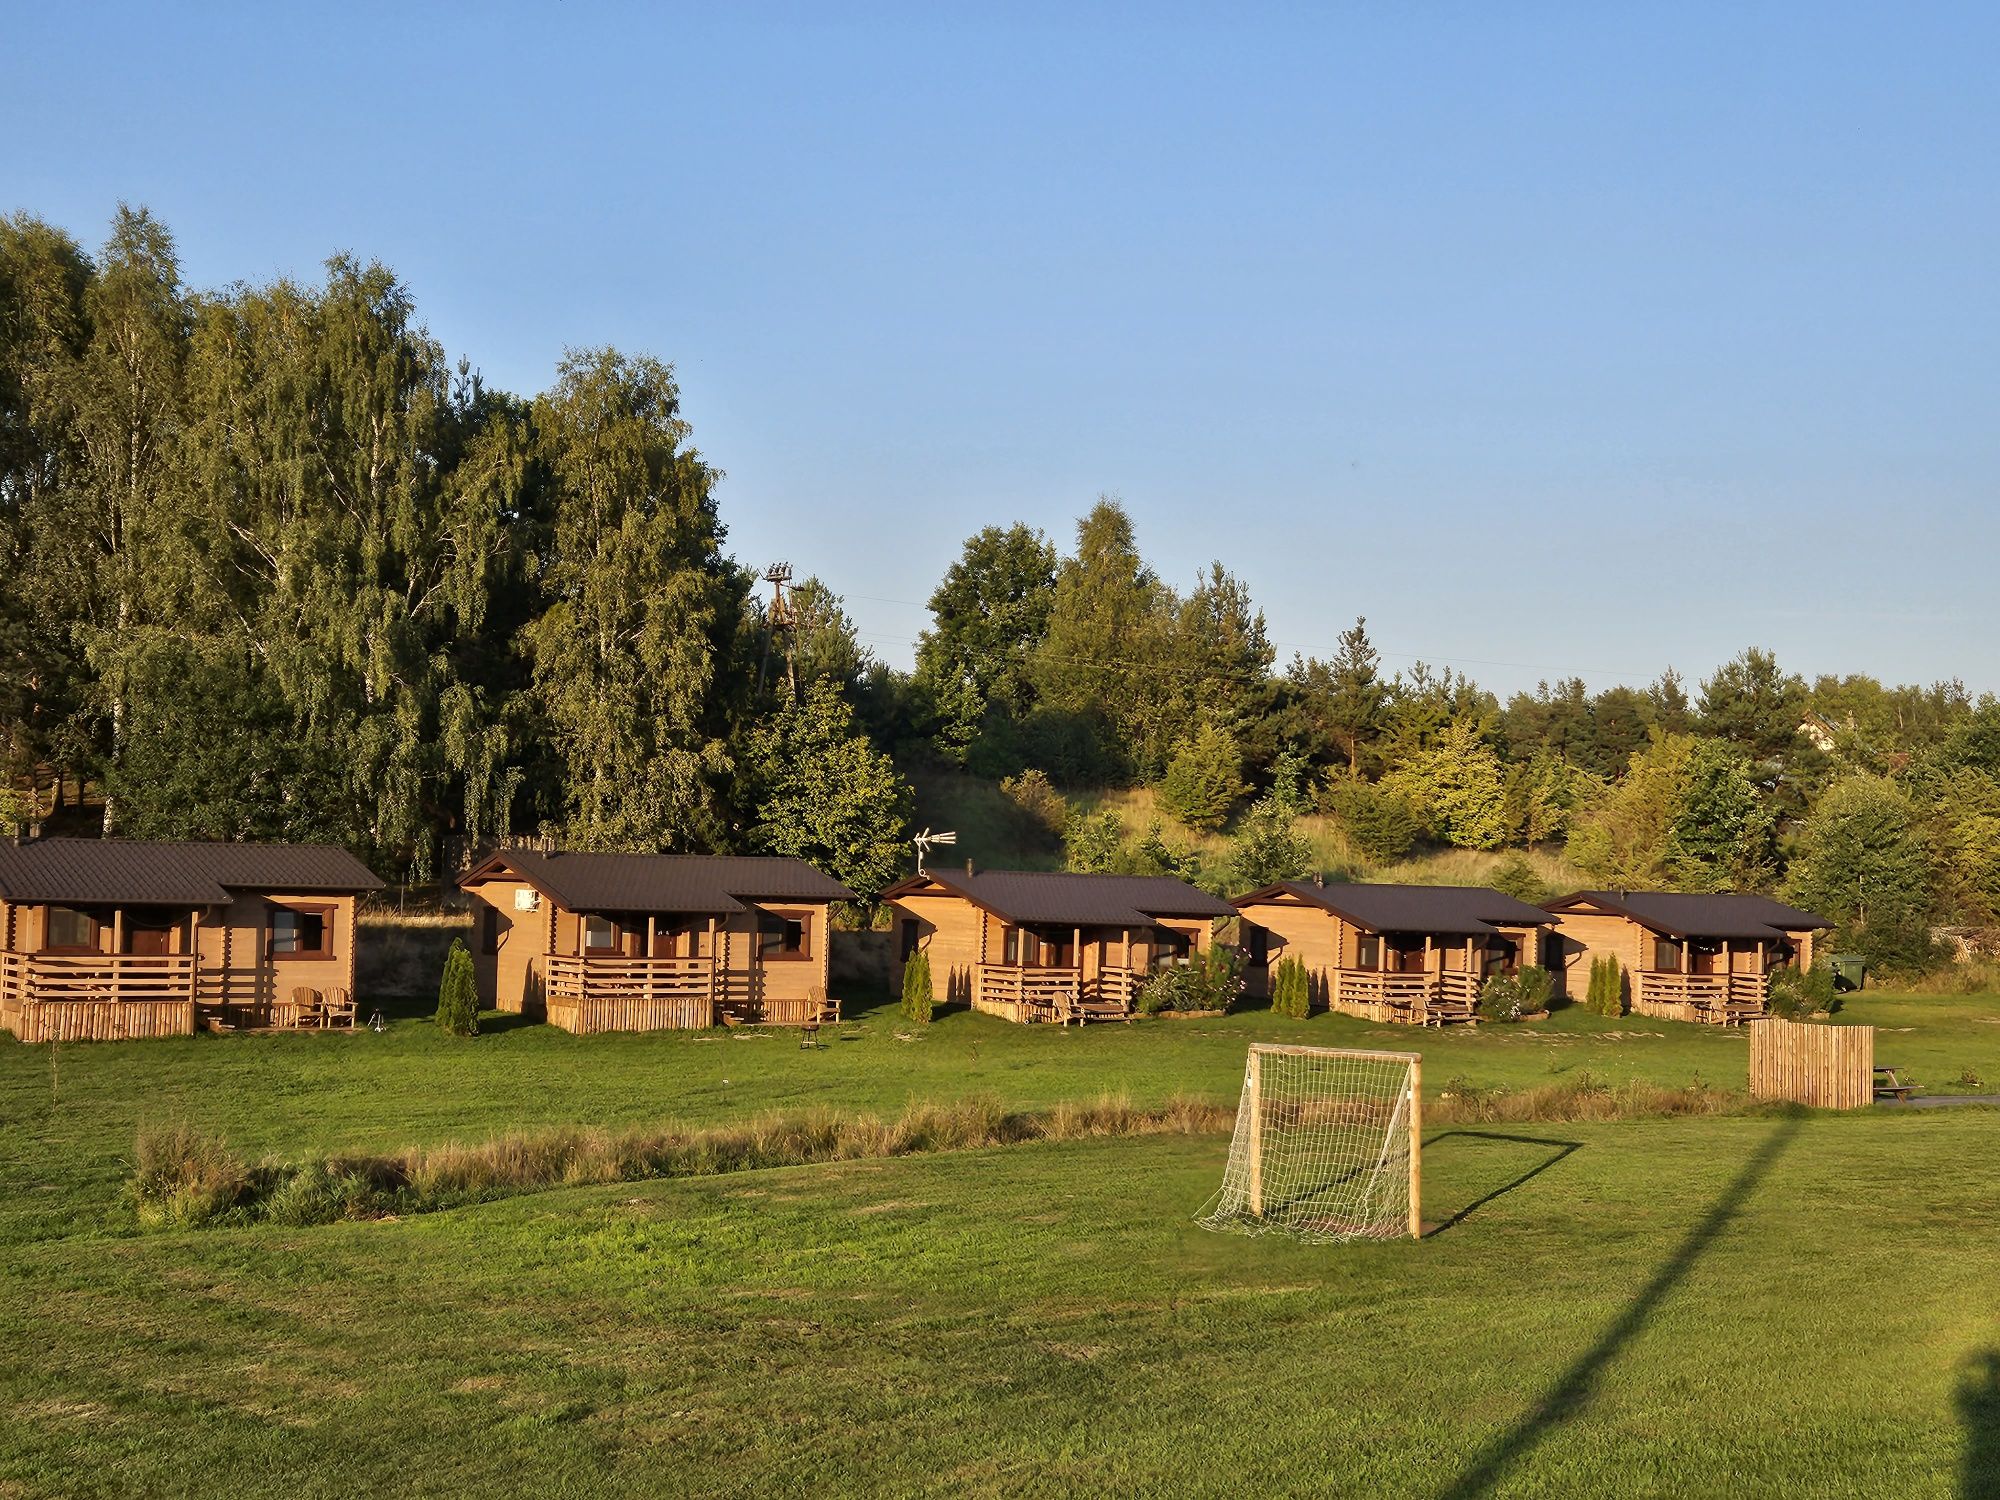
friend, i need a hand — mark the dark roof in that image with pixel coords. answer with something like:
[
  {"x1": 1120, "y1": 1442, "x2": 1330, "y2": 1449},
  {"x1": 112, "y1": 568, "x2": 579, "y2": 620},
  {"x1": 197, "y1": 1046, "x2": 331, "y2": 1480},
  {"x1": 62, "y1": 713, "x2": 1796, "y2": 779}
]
[
  {"x1": 1234, "y1": 882, "x2": 1556, "y2": 937},
  {"x1": 1545, "y1": 890, "x2": 1832, "y2": 940},
  {"x1": 463, "y1": 850, "x2": 856, "y2": 915},
  {"x1": 0, "y1": 838, "x2": 384, "y2": 906},
  {"x1": 886, "y1": 869, "x2": 1234, "y2": 927}
]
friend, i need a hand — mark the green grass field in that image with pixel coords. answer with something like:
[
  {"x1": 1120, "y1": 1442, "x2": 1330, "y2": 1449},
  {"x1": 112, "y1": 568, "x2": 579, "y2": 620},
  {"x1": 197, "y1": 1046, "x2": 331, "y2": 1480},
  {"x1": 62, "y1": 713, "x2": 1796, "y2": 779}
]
[{"x1": 3, "y1": 992, "x2": 1999, "y2": 1496}]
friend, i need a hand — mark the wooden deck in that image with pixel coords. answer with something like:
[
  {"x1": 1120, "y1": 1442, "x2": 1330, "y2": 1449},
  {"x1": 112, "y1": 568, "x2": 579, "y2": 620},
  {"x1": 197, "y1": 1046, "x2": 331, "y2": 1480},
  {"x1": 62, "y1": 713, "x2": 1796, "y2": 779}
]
[
  {"x1": 1632, "y1": 971, "x2": 1768, "y2": 1026},
  {"x1": 0, "y1": 953, "x2": 198, "y2": 1042},
  {"x1": 973, "y1": 963, "x2": 1139, "y2": 1024},
  {"x1": 1328, "y1": 969, "x2": 1481, "y2": 1026},
  {"x1": 540, "y1": 954, "x2": 829, "y2": 1032}
]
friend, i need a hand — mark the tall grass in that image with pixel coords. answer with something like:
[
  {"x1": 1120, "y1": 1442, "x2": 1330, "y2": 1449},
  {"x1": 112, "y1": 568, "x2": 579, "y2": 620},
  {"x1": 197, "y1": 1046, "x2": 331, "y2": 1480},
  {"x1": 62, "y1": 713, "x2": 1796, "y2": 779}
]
[
  {"x1": 133, "y1": 1074, "x2": 1763, "y2": 1234},
  {"x1": 133, "y1": 1095, "x2": 1232, "y2": 1232},
  {"x1": 130, "y1": 1122, "x2": 251, "y2": 1229},
  {"x1": 1433, "y1": 1072, "x2": 1738, "y2": 1124}
]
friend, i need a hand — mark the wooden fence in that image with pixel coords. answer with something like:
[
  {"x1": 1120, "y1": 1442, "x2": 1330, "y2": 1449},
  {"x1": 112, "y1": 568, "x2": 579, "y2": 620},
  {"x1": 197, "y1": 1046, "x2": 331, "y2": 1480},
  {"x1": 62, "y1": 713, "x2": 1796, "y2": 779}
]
[{"x1": 1748, "y1": 1018, "x2": 1874, "y2": 1109}]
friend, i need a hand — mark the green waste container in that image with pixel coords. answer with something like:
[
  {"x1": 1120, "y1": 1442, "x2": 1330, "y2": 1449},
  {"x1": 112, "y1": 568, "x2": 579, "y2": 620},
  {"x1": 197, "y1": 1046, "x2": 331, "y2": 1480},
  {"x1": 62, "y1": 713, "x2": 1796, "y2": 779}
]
[{"x1": 1829, "y1": 953, "x2": 1865, "y2": 992}]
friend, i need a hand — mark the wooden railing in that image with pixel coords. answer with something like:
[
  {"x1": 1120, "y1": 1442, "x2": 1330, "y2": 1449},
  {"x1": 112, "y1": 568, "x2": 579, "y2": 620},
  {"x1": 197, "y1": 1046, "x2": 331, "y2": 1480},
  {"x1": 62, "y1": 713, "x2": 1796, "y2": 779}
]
[
  {"x1": 975, "y1": 963, "x2": 1144, "y2": 1024},
  {"x1": 542, "y1": 954, "x2": 716, "y2": 1033},
  {"x1": 1634, "y1": 970, "x2": 1768, "y2": 1025},
  {"x1": 0, "y1": 952, "x2": 198, "y2": 1042},
  {"x1": 1329, "y1": 968, "x2": 1481, "y2": 1026}
]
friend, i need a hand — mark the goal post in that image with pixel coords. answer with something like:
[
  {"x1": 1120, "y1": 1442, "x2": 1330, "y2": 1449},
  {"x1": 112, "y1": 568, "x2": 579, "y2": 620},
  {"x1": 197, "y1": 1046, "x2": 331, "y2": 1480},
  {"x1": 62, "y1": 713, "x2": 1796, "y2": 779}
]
[{"x1": 1198, "y1": 1044, "x2": 1423, "y2": 1243}]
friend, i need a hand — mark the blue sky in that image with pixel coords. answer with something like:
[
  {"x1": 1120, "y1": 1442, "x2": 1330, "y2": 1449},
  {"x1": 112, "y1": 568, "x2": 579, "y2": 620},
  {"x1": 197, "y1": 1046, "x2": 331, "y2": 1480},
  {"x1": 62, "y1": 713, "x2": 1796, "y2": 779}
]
[{"x1": 9, "y1": 3, "x2": 1996, "y2": 697}]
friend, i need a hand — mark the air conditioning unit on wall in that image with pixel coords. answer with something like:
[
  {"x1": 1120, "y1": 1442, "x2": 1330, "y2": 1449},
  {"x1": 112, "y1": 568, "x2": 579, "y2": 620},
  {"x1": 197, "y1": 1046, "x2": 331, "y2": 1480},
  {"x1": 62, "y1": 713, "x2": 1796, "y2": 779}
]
[{"x1": 513, "y1": 888, "x2": 540, "y2": 913}]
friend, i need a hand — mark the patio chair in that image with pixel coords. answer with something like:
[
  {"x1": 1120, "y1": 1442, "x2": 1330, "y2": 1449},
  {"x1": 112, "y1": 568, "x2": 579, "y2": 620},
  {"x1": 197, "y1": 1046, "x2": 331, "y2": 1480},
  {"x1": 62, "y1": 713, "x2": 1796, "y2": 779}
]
[
  {"x1": 322, "y1": 986, "x2": 357, "y2": 1029},
  {"x1": 288, "y1": 986, "x2": 322, "y2": 1029}
]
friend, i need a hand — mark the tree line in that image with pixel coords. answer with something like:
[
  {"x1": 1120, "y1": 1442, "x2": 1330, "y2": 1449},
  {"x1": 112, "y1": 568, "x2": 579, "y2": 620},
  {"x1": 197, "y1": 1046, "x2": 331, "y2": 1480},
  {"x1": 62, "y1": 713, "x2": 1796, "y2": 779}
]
[{"x1": 4, "y1": 207, "x2": 1996, "y2": 970}]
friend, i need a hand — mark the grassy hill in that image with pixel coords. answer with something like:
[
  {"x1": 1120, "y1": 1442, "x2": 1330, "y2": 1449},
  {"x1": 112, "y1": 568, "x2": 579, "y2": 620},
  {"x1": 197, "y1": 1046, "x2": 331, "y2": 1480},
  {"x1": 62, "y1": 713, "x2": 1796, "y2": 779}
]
[{"x1": 909, "y1": 767, "x2": 1589, "y2": 894}]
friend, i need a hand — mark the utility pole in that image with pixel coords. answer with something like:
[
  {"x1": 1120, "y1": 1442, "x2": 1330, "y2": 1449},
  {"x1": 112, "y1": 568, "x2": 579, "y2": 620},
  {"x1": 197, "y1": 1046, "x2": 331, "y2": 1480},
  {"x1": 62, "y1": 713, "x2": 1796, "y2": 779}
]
[{"x1": 758, "y1": 562, "x2": 796, "y2": 696}]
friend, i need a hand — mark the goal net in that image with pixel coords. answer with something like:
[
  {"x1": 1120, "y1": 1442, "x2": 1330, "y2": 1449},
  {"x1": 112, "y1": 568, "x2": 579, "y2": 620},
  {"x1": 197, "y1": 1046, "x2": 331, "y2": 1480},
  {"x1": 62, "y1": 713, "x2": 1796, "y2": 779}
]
[{"x1": 1197, "y1": 1045, "x2": 1421, "y2": 1242}]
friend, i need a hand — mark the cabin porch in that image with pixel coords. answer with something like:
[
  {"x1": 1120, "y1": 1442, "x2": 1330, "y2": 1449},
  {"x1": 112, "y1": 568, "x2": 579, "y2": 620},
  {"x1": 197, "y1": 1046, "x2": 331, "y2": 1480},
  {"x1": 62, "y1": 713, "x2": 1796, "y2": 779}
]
[
  {"x1": 0, "y1": 951, "x2": 199, "y2": 1042},
  {"x1": 1629, "y1": 936, "x2": 1776, "y2": 1025},
  {"x1": 539, "y1": 952, "x2": 834, "y2": 1033}
]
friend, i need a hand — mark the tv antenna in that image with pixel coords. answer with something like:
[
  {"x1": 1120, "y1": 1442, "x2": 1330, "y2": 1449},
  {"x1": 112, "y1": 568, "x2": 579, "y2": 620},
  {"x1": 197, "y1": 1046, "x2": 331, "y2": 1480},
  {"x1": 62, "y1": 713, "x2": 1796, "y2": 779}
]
[{"x1": 912, "y1": 828, "x2": 957, "y2": 877}]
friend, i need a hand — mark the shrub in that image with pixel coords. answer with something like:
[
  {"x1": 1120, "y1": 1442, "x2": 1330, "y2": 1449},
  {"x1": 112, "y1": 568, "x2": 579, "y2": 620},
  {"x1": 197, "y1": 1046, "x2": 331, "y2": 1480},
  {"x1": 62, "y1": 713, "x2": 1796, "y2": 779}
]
[
  {"x1": 1585, "y1": 955, "x2": 1626, "y2": 1017},
  {"x1": 1226, "y1": 794, "x2": 1315, "y2": 890},
  {"x1": 131, "y1": 1123, "x2": 249, "y2": 1230},
  {"x1": 435, "y1": 937, "x2": 479, "y2": 1036},
  {"x1": 1767, "y1": 962, "x2": 1838, "y2": 1020},
  {"x1": 900, "y1": 949, "x2": 935, "y2": 1024},
  {"x1": 1269, "y1": 956, "x2": 1312, "y2": 1019},
  {"x1": 1478, "y1": 968, "x2": 1550, "y2": 1023},
  {"x1": 1063, "y1": 809, "x2": 1124, "y2": 873},
  {"x1": 1489, "y1": 854, "x2": 1554, "y2": 905},
  {"x1": 1515, "y1": 963, "x2": 1553, "y2": 1015},
  {"x1": 1137, "y1": 945, "x2": 1245, "y2": 1015},
  {"x1": 1321, "y1": 779, "x2": 1420, "y2": 863},
  {"x1": 1000, "y1": 768, "x2": 1068, "y2": 838}
]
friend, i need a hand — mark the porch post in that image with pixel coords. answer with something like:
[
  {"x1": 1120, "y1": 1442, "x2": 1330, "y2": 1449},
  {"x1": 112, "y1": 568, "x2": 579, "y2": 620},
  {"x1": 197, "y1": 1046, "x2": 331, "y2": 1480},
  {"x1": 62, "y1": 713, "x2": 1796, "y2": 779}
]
[{"x1": 112, "y1": 906, "x2": 124, "y2": 956}]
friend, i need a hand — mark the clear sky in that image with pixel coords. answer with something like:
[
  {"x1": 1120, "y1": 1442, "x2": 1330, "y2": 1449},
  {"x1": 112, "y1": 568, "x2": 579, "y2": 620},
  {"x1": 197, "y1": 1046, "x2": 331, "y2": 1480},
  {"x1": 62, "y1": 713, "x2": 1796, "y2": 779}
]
[{"x1": 8, "y1": 2, "x2": 1996, "y2": 698}]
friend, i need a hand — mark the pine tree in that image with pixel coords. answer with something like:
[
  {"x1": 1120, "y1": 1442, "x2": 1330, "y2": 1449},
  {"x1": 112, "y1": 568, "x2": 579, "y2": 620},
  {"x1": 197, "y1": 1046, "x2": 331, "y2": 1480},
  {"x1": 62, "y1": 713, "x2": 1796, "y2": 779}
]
[
  {"x1": 741, "y1": 680, "x2": 912, "y2": 897},
  {"x1": 1158, "y1": 723, "x2": 1246, "y2": 832}
]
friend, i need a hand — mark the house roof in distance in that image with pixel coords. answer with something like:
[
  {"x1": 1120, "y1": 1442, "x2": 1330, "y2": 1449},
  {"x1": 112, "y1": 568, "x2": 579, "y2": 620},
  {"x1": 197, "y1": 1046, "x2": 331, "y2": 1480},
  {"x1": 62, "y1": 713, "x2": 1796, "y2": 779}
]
[
  {"x1": 0, "y1": 838, "x2": 384, "y2": 907},
  {"x1": 461, "y1": 849, "x2": 856, "y2": 915},
  {"x1": 884, "y1": 869, "x2": 1235, "y2": 927},
  {"x1": 1233, "y1": 881, "x2": 1556, "y2": 937},
  {"x1": 1544, "y1": 890, "x2": 1832, "y2": 940}
]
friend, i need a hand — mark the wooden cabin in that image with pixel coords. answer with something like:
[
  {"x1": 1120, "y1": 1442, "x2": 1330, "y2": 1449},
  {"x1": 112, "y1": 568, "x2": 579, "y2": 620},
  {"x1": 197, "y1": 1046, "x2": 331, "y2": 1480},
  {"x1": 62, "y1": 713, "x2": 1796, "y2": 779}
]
[
  {"x1": 458, "y1": 849, "x2": 855, "y2": 1033},
  {"x1": 883, "y1": 867, "x2": 1235, "y2": 1024},
  {"x1": 0, "y1": 838, "x2": 383, "y2": 1042},
  {"x1": 1231, "y1": 882, "x2": 1556, "y2": 1026},
  {"x1": 1541, "y1": 890, "x2": 1831, "y2": 1025}
]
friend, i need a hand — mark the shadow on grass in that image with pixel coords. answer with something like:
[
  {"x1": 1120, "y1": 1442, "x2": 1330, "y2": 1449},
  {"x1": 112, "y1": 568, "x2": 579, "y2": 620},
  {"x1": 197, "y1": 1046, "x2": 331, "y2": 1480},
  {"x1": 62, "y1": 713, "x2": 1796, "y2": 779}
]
[
  {"x1": 1963, "y1": 1350, "x2": 2000, "y2": 1500},
  {"x1": 1437, "y1": 1115, "x2": 1802, "y2": 1500},
  {"x1": 1420, "y1": 1131, "x2": 1582, "y2": 1236}
]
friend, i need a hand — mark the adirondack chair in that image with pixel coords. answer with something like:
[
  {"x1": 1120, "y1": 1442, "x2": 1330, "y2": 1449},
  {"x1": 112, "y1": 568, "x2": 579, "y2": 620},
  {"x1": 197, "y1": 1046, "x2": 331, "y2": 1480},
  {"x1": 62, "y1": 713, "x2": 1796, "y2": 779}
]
[
  {"x1": 322, "y1": 986, "x2": 357, "y2": 1029},
  {"x1": 287, "y1": 986, "x2": 322, "y2": 1029}
]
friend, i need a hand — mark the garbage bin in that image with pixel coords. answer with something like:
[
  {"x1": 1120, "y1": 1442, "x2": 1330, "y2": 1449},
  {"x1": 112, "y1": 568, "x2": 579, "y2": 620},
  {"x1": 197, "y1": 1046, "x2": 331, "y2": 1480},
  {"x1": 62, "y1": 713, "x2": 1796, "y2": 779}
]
[{"x1": 1829, "y1": 953, "x2": 1865, "y2": 992}]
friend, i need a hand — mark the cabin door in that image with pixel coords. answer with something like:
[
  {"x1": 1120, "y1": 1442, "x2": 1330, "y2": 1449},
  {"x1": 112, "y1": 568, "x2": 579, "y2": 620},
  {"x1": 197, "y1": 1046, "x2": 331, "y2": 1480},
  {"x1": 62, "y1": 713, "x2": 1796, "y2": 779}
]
[{"x1": 126, "y1": 921, "x2": 176, "y2": 957}]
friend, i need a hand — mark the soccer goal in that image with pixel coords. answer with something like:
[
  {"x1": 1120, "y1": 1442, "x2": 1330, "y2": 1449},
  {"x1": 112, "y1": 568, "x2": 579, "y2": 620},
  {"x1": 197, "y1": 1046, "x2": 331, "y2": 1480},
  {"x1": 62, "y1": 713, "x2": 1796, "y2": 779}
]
[{"x1": 1196, "y1": 1044, "x2": 1422, "y2": 1242}]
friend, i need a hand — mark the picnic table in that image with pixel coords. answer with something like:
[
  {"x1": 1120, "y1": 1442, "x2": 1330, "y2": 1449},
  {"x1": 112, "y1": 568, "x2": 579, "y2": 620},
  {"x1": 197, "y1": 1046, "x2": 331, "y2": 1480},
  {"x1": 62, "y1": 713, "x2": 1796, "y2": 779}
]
[{"x1": 1873, "y1": 1065, "x2": 1918, "y2": 1103}]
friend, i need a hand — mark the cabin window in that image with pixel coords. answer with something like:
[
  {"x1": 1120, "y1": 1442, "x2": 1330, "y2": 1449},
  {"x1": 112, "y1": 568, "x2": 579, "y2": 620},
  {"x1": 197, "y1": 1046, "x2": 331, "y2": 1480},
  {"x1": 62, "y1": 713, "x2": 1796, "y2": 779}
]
[
  {"x1": 1654, "y1": 938, "x2": 1682, "y2": 973},
  {"x1": 1355, "y1": 934, "x2": 1381, "y2": 971},
  {"x1": 1001, "y1": 926, "x2": 1021, "y2": 965},
  {"x1": 1150, "y1": 928, "x2": 1192, "y2": 971},
  {"x1": 42, "y1": 905, "x2": 99, "y2": 952},
  {"x1": 269, "y1": 904, "x2": 333, "y2": 961},
  {"x1": 757, "y1": 910, "x2": 808, "y2": 960},
  {"x1": 478, "y1": 905, "x2": 509, "y2": 956},
  {"x1": 898, "y1": 919, "x2": 921, "y2": 962},
  {"x1": 582, "y1": 915, "x2": 619, "y2": 952},
  {"x1": 1483, "y1": 938, "x2": 1518, "y2": 980}
]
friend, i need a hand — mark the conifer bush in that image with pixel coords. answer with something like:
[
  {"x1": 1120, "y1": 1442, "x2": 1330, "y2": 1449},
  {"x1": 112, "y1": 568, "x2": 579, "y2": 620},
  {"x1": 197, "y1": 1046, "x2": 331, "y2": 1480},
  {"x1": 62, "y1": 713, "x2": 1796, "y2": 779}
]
[
  {"x1": 1585, "y1": 955, "x2": 1626, "y2": 1017},
  {"x1": 901, "y1": 950, "x2": 935, "y2": 1024},
  {"x1": 1269, "y1": 956, "x2": 1312, "y2": 1019},
  {"x1": 435, "y1": 937, "x2": 479, "y2": 1036}
]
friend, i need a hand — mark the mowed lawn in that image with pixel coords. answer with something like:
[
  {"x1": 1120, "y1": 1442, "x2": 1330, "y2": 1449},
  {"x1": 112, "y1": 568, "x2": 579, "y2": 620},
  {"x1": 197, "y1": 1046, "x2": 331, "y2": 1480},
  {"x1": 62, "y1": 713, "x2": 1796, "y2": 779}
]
[{"x1": 2, "y1": 993, "x2": 1999, "y2": 1496}]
